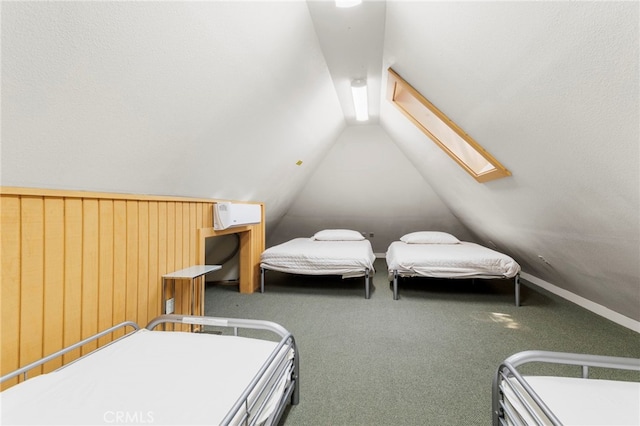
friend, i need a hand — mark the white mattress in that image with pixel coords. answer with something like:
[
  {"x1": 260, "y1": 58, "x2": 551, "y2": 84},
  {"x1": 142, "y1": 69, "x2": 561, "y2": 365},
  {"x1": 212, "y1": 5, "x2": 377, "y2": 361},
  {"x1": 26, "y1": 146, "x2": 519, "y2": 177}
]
[
  {"x1": 386, "y1": 241, "x2": 520, "y2": 279},
  {"x1": 503, "y1": 376, "x2": 640, "y2": 425},
  {"x1": 0, "y1": 329, "x2": 293, "y2": 425},
  {"x1": 261, "y1": 238, "x2": 376, "y2": 278}
]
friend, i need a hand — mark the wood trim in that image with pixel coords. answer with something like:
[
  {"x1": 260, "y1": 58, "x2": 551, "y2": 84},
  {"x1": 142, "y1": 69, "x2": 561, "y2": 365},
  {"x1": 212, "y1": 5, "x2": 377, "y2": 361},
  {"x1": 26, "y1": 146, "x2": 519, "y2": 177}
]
[
  {"x1": 0, "y1": 188, "x2": 265, "y2": 389},
  {"x1": 0, "y1": 187, "x2": 219, "y2": 203},
  {"x1": 197, "y1": 223, "x2": 265, "y2": 294},
  {"x1": 387, "y1": 68, "x2": 511, "y2": 183}
]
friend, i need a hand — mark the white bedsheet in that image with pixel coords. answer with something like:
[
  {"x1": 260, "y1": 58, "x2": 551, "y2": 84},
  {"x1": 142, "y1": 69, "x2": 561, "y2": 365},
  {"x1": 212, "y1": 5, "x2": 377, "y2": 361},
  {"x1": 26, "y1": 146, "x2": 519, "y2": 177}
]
[
  {"x1": 504, "y1": 376, "x2": 640, "y2": 425},
  {"x1": 261, "y1": 238, "x2": 375, "y2": 278},
  {"x1": 0, "y1": 329, "x2": 292, "y2": 425},
  {"x1": 386, "y1": 241, "x2": 520, "y2": 279}
]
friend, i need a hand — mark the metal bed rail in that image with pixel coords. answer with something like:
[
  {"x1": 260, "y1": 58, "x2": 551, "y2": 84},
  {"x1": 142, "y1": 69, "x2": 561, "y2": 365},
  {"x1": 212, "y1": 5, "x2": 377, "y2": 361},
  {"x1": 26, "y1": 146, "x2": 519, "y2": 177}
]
[
  {"x1": 492, "y1": 350, "x2": 640, "y2": 426},
  {"x1": 146, "y1": 314, "x2": 300, "y2": 426},
  {"x1": 392, "y1": 270, "x2": 520, "y2": 306},
  {"x1": 1, "y1": 321, "x2": 140, "y2": 384},
  {"x1": 260, "y1": 266, "x2": 372, "y2": 299},
  {"x1": 237, "y1": 345, "x2": 295, "y2": 426}
]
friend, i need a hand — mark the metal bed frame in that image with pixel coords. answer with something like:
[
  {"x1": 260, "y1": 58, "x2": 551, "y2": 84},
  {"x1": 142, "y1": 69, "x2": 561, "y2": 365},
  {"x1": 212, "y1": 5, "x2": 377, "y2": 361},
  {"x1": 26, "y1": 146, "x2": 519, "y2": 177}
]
[
  {"x1": 2, "y1": 314, "x2": 299, "y2": 426},
  {"x1": 391, "y1": 270, "x2": 521, "y2": 306},
  {"x1": 492, "y1": 350, "x2": 640, "y2": 426},
  {"x1": 261, "y1": 266, "x2": 372, "y2": 299}
]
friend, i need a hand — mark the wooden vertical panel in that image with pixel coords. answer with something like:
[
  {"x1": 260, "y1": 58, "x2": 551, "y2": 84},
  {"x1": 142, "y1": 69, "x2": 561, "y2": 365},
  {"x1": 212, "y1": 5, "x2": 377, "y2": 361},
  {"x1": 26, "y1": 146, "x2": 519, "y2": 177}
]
[
  {"x1": 174, "y1": 203, "x2": 186, "y2": 329},
  {"x1": 195, "y1": 217, "x2": 204, "y2": 319},
  {"x1": 174, "y1": 203, "x2": 184, "y2": 319},
  {"x1": 238, "y1": 230, "x2": 252, "y2": 293},
  {"x1": 175, "y1": 203, "x2": 183, "y2": 270},
  {"x1": 98, "y1": 200, "x2": 114, "y2": 347},
  {"x1": 183, "y1": 203, "x2": 192, "y2": 317},
  {"x1": 176, "y1": 202, "x2": 191, "y2": 331},
  {"x1": 19, "y1": 197, "x2": 44, "y2": 375},
  {"x1": 259, "y1": 204, "x2": 266, "y2": 254},
  {"x1": 255, "y1": 209, "x2": 266, "y2": 290},
  {"x1": 249, "y1": 226, "x2": 259, "y2": 292},
  {"x1": 148, "y1": 202, "x2": 159, "y2": 320},
  {"x1": 166, "y1": 202, "x2": 176, "y2": 316},
  {"x1": 63, "y1": 199, "x2": 82, "y2": 363},
  {"x1": 157, "y1": 202, "x2": 168, "y2": 315},
  {"x1": 202, "y1": 202, "x2": 212, "y2": 230},
  {"x1": 196, "y1": 203, "x2": 204, "y2": 230},
  {"x1": 188, "y1": 203, "x2": 196, "y2": 265},
  {"x1": 112, "y1": 200, "x2": 127, "y2": 339},
  {"x1": 165, "y1": 203, "x2": 177, "y2": 330},
  {"x1": 1, "y1": 189, "x2": 265, "y2": 388},
  {"x1": 137, "y1": 202, "x2": 149, "y2": 324},
  {"x1": 42, "y1": 198, "x2": 65, "y2": 372},
  {"x1": 200, "y1": 203, "x2": 210, "y2": 314},
  {"x1": 166, "y1": 203, "x2": 175, "y2": 277},
  {"x1": 1, "y1": 196, "x2": 21, "y2": 389},
  {"x1": 81, "y1": 199, "x2": 99, "y2": 355},
  {"x1": 126, "y1": 201, "x2": 138, "y2": 324},
  {"x1": 191, "y1": 204, "x2": 199, "y2": 316}
]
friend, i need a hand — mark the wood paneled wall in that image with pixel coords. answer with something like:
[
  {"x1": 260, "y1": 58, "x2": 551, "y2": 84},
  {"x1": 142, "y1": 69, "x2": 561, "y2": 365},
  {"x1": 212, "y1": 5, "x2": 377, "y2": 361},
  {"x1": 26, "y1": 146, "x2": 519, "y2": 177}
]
[{"x1": 0, "y1": 187, "x2": 264, "y2": 389}]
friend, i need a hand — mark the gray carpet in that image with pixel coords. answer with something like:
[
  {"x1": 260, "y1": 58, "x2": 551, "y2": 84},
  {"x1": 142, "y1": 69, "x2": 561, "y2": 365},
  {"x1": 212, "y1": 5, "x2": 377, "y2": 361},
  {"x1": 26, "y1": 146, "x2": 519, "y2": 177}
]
[{"x1": 204, "y1": 259, "x2": 640, "y2": 425}]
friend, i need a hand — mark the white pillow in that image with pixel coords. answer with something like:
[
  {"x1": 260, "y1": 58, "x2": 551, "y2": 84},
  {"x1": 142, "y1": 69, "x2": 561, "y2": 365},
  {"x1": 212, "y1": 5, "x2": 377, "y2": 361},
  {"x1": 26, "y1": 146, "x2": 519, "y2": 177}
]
[
  {"x1": 311, "y1": 229, "x2": 365, "y2": 241},
  {"x1": 400, "y1": 231, "x2": 460, "y2": 244}
]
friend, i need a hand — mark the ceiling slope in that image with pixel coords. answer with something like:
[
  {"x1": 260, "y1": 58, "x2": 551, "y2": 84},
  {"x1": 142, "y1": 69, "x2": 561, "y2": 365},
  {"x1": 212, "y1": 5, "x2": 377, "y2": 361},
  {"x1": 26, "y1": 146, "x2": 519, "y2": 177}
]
[
  {"x1": 306, "y1": 0, "x2": 386, "y2": 124},
  {"x1": 1, "y1": 1, "x2": 345, "y2": 222},
  {"x1": 380, "y1": 1, "x2": 639, "y2": 321}
]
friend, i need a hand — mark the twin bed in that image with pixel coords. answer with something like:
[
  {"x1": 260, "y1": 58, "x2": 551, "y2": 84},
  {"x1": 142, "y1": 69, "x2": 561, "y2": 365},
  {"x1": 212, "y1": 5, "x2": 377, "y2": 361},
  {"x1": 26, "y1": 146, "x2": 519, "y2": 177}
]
[
  {"x1": 386, "y1": 231, "x2": 522, "y2": 305},
  {"x1": 493, "y1": 350, "x2": 640, "y2": 425},
  {"x1": 260, "y1": 229, "x2": 376, "y2": 299},
  {"x1": 1, "y1": 314, "x2": 299, "y2": 426},
  {"x1": 261, "y1": 229, "x2": 520, "y2": 304}
]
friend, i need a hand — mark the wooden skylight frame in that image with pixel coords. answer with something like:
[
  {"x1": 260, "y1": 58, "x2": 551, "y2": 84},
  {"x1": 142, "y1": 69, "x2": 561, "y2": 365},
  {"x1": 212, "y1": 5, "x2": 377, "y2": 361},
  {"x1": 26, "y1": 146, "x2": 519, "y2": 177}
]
[{"x1": 386, "y1": 68, "x2": 511, "y2": 183}]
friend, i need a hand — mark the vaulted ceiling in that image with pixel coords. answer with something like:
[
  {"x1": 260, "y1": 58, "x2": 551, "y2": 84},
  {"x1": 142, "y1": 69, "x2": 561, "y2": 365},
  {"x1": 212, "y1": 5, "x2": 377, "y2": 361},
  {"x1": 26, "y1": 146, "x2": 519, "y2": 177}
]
[{"x1": 2, "y1": 1, "x2": 638, "y2": 324}]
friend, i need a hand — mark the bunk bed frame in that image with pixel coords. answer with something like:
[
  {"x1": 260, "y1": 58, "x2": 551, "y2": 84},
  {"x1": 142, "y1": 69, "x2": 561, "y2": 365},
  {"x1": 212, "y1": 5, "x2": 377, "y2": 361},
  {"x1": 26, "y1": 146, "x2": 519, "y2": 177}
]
[
  {"x1": 493, "y1": 350, "x2": 640, "y2": 426},
  {"x1": 1, "y1": 314, "x2": 299, "y2": 426}
]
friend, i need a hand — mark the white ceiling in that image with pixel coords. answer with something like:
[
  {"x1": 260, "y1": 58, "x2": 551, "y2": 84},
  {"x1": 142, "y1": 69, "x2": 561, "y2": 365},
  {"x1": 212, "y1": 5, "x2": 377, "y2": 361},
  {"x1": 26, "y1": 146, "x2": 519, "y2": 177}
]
[
  {"x1": 307, "y1": 0, "x2": 386, "y2": 124},
  {"x1": 1, "y1": 1, "x2": 638, "y2": 325}
]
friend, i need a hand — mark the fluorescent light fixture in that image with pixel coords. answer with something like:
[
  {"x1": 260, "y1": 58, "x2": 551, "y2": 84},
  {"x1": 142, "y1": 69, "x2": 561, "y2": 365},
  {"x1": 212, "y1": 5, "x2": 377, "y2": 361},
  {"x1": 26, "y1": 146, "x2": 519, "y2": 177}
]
[
  {"x1": 351, "y1": 79, "x2": 369, "y2": 122},
  {"x1": 336, "y1": 0, "x2": 361, "y2": 7}
]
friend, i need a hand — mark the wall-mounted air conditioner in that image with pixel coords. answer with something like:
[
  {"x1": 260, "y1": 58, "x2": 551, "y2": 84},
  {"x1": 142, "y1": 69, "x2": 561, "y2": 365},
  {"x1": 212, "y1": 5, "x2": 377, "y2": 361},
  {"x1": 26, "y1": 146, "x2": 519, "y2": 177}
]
[{"x1": 213, "y1": 202, "x2": 261, "y2": 230}]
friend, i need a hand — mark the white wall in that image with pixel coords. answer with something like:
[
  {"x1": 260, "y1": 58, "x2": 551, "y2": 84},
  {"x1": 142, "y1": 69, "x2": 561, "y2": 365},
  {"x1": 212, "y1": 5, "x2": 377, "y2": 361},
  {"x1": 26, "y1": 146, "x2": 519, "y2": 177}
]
[
  {"x1": 269, "y1": 125, "x2": 471, "y2": 253},
  {"x1": 381, "y1": 1, "x2": 639, "y2": 320}
]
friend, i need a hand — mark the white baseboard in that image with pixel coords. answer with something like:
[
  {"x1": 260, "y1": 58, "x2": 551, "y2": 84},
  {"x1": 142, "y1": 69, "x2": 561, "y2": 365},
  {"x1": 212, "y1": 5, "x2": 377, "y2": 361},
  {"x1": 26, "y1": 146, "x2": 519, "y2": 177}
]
[
  {"x1": 374, "y1": 252, "x2": 386, "y2": 259},
  {"x1": 520, "y1": 272, "x2": 640, "y2": 333}
]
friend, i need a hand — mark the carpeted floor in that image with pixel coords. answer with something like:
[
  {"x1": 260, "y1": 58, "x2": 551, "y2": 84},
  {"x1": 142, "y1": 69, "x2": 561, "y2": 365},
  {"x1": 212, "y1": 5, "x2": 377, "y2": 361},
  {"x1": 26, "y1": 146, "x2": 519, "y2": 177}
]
[{"x1": 204, "y1": 259, "x2": 640, "y2": 425}]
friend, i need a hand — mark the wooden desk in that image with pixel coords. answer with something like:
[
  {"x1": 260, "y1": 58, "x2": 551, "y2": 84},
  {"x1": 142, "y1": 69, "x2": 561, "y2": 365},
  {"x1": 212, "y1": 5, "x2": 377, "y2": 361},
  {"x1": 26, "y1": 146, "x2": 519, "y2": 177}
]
[{"x1": 197, "y1": 225, "x2": 264, "y2": 294}]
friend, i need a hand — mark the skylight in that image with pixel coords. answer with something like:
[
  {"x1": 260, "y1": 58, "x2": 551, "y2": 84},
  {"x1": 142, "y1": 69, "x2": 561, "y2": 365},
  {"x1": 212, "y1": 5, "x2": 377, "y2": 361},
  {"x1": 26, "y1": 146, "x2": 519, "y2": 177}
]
[{"x1": 386, "y1": 68, "x2": 511, "y2": 183}]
